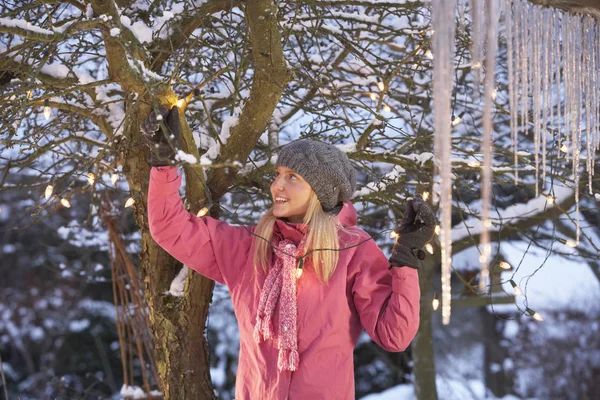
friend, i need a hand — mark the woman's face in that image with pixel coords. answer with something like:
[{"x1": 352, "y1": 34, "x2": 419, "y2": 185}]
[{"x1": 270, "y1": 166, "x2": 313, "y2": 223}]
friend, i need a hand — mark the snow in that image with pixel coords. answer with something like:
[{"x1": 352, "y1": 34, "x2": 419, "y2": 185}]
[
  {"x1": 165, "y1": 266, "x2": 188, "y2": 297},
  {"x1": 220, "y1": 116, "x2": 239, "y2": 145},
  {"x1": 69, "y1": 319, "x2": 90, "y2": 332},
  {"x1": 175, "y1": 150, "x2": 198, "y2": 164},
  {"x1": 120, "y1": 16, "x2": 153, "y2": 44},
  {"x1": 497, "y1": 241, "x2": 600, "y2": 314},
  {"x1": 595, "y1": 193, "x2": 600, "y2": 201},
  {"x1": 120, "y1": 385, "x2": 149, "y2": 399},
  {"x1": 0, "y1": 17, "x2": 54, "y2": 37},
  {"x1": 110, "y1": 28, "x2": 121, "y2": 37}
]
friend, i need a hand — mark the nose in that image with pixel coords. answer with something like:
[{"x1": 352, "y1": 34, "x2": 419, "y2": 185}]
[{"x1": 272, "y1": 175, "x2": 285, "y2": 191}]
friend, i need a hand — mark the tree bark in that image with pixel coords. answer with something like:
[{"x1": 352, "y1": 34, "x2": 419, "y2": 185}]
[
  {"x1": 412, "y1": 257, "x2": 439, "y2": 400},
  {"x1": 528, "y1": 0, "x2": 600, "y2": 16}
]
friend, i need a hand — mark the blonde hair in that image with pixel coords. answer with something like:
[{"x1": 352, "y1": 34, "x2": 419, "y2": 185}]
[{"x1": 253, "y1": 191, "x2": 340, "y2": 283}]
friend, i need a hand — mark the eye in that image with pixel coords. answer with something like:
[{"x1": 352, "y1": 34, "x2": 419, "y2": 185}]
[{"x1": 289, "y1": 174, "x2": 297, "y2": 180}]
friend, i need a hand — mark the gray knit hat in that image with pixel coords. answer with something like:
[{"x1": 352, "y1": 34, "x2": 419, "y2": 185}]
[{"x1": 276, "y1": 140, "x2": 357, "y2": 212}]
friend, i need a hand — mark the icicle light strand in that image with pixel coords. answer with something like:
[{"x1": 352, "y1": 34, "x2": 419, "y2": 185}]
[{"x1": 432, "y1": 0, "x2": 457, "y2": 325}]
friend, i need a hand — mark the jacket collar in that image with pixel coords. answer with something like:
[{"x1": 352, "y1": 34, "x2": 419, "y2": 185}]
[{"x1": 273, "y1": 201, "x2": 357, "y2": 243}]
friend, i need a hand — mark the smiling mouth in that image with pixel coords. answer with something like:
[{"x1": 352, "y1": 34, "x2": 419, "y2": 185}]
[{"x1": 275, "y1": 197, "x2": 289, "y2": 204}]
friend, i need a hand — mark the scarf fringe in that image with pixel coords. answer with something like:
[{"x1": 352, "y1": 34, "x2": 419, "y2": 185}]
[{"x1": 277, "y1": 348, "x2": 300, "y2": 372}]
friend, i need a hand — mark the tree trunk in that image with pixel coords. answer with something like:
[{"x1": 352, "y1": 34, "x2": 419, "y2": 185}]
[
  {"x1": 528, "y1": 0, "x2": 600, "y2": 15},
  {"x1": 412, "y1": 257, "x2": 439, "y2": 400}
]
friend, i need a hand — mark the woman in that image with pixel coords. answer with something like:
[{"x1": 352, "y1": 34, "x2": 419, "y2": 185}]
[{"x1": 143, "y1": 106, "x2": 436, "y2": 399}]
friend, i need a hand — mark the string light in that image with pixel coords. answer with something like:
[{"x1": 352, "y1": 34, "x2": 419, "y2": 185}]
[
  {"x1": 425, "y1": 50, "x2": 434, "y2": 60},
  {"x1": 468, "y1": 161, "x2": 481, "y2": 167},
  {"x1": 196, "y1": 207, "x2": 209, "y2": 217},
  {"x1": 432, "y1": 292, "x2": 440, "y2": 310},
  {"x1": 509, "y1": 279, "x2": 522, "y2": 296},
  {"x1": 377, "y1": 81, "x2": 385, "y2": 91},
  {"x1": 60, "y1": 198, "x2": 71, "y2": 208},
  {"x1": 370, "y1": 93, "x2": 377, "y2": 101},
  {"x1": 526, "y1": 307, "x2": 543, "y2": 321},
  {"x1": 43, "y1": 99, "x2": 51, "y2": 120},
  {"x1": 383, "y1": 105, "x2": 391, "y2": 112},
  {"x1": 472, "y1": 61, "x2": 482, "y2": 69},
  {"x1": 390, "y1": 231, "x2": 398, "y2": 239},
  {"x1": 434, "y1": 225, "x2": 441, "y2": 235},
  {"x1": 451, "y1": 116, "x2": 462, "y2": 126},
  {"x1": 110, "y1": 173, "x2": 119, "y2": 185},
  {"x1": 491, "y1": 88, "x2": 498, "y2": 100},
  {"x1": 87, "y1": 173, "x2": 95, "y2": 185},
  {"x1": 484, "y1": 219, "x2": 492, "y2": 228},
  {"x1": 565, "y1": 240, "x2": 577, "y2": 248},
  {"x1": 422, "y1": 191, "x2": 430, "y2": 201},
  {"x1": 425, "y1": 243, "x2": 434, "y2": 254},
  {"x1": 27, "y1": 90, "x2": 32, "y2": 99},
  {"x1": 125, "y1": 198, "x2": 135, "y2": 208},
  {"x1": 546, "y1": 195, "x2": 554, "y2": 205},
  {"x1": 560, "y1": 144, "x2": 569, "y2": 153},
  {"x1": 44, "y1": 185, "x2": 54, "y2": 199},
  {"x1": 499, "y1": 261, "x2": 511, "y2": 270}
]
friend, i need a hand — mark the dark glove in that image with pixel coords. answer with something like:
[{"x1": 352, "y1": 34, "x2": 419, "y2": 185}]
[
  {"x1": 141, "y1": 105, "x2": 182, "y2": 167},
  {"x1": 389, "y1": 194, "x2": 437, "y2": 269}
]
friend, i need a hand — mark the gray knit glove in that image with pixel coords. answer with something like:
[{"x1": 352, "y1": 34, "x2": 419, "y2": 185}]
[
  {"x1": 389, "y1": 195, "x2": 437, "y2": 269},
  {"x1": 141, "y1": 105, "x2": 182, "y2": 167}
]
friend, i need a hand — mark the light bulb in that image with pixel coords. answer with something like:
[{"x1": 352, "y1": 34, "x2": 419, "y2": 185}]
[
  {"x1": 510, "y1": 279, "x2": 522, "y2": 296},
  {"x1": 370, "y1": 93, "x2": 377, "y2": 101},
  {"x1": 110, "y1": 174, "x2": 118, "y2": 185},
  {"x1": 425, "y1": 243, "x2": 434, "y2": 254},
  {"x1": 492, "y1": 88, "x2": 498, "y2": 100},
  {"x1": 377, "y1": 81, "x2": 385, "y2": 91},
  {"x1": 425, "y1": 50, "x2": 433, "y2": 60},
  {"x1": 565, "y1": 240, "x2": 577, "y2": 248},
  {"x1": 451, "y1": 116, "x2": 462, "y2": 126},
  {"x1": 472, "y1": 61, "x2": 482, "y2": 69},
  {"x1": 560, "y1": 144, "x2": 569, "y2": 153},
  {"x1": 546, "y1": 196, "x2": 554, "y2": 205},
  {"x1": 60, "y1": 198, "x2": 71, "y2": 208},
  {"x1": 468, "y1": 161, "x2": 481, "y2": 167},
  {"x1": 27, "y1": 90, "x2": 33, "y2": 99},
  {"x1": 296, "y1": 268, "x2": 303, "y2": 279},
  {"x1": 44, "y1": 185, "x2": 54, "y2": 199},
  {"x1": 197, "y1": 207, "x2": 209, "y2": 217},
  {"x1": 432, "y1": 293, "x2": 439, "y2": 310},
  {"x1": 383, "y1": 105, "x2": 391, "y2": 112},
  {"x1": 87, "y1": 173, "x2": 95, "y2": 185},
  {"x1": 499, "y1": 261, "x2": 511, "y2": 270},
  {"x1": 484, "y1": 219, "x2": 492, "y2": 228},
  {"x1": 43, "y1": 99, "x2": 51, "y2": 120},
  {"x1": 176, "y1": 99, "x2": 186, "y2": 108},
  {"x1": 125, "y1": 197, "x2": 135, "y2": 208},
  {"x1": 434, "y1": 225, "x2": 441, "y2": 235},
  {"x1": 390, "y1": 231, "x2": 398, "y2": 239},
  {"x1": 422, "y1": 192, "x2": 430, "y2": 201},
  {"x1": 532, "y1": 311, "x2": 543, "y2": 321}
]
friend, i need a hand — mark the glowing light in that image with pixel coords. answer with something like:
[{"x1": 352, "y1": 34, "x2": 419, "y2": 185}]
[
  {"x1": 499, "y1": 261, "x2": 511, "y2": 270},
  {"x1": 546, "y1": 196, "x2": 554, "y2": 205},
  {"x1": 432, "y1": 293, "x2": 439, "y2": 310},
  {"x1": 560, "y1": 144, "x2": 569, "y2": 153},
  {"x1": 390, "y1": 231, "x2": 399, "y2": 239},
  {"x1": 484, "y1": 219, "x2": 492, "y2": 228},
  {"x1": 87, "y1": 173, "x2": 95, "y2": 185},
  {"x1": 425, "y1": 50, "x2": 433, "y2": 60},
  {"x1": 43, "y1": 99, "x2": 51, "y2": 120},
  {"x1": 60, "y1": 198, "x2": 71, "y2": 208},
  {"x1": 492, "y1": 88, "x2": 498, "y2": 100},
  {"x1": 434, "y1": 225, "x2": 441, "y2": 235},
  {"x1": 472, "y1": 61, "x2": 482, "y2": 69},
  {"x1": 296, "y1": 268, "x2": 303, "y2": 279},
  {"x1": 510, "y1": 279, "x2": 522, "y2": 296},
  {"x1": 370, "y1": 93, "x2": 377, "y2": 101},
  {"x1": 532, "y1": 311, "x2": 543, "y2": 321},
  {"x1": 468, "y1": 161, "x2": 481, "y2": 167},
  {"x1": 565, "y1": 240, "x2": 577, "y2": 248},
  {"x1": 377, "y1": 81, "x2": 385, "y2": 91},
  {"x1": 44, "y1": 185, "x2": 54, "y2": 199},
  {"x1": 176, "y1": 99, "x2": 186, "y2": 108},
  {"x1": 422, "y1": 192, "x2": 430, "y2": 201},
  {"x1": 27, "y1": 90, "x2": 32, "y2": 99},
  {"x1": 383, "y1": 105, "x2": 391, "y2": 112},
  {"x1": 125, "y1": 198, "x2": 135, "y2": 208},
  {"x1": 110, "y1": 174, "x2": 118, "y2": 185},
  {"x1": 425, "y1": 243, "x2": 434, "y2": 254},
  {"x1": 451, "y1": 116, "x2": 462, "y2": 126},
  {"x1": 196, "y1": 207, "x2": 209, "y2": 217}
]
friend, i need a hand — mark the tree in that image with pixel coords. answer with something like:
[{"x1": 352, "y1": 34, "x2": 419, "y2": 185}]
[{"x1": 1, "y1": 0, "x2": 599, "y2": 399}]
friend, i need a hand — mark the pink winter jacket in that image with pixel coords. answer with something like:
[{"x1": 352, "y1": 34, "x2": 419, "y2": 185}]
[{"x1": 148, "y1": 166, "x2": 420, "y2": 400}]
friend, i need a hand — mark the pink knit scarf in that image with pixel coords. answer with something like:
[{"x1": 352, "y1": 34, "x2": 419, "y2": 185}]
[{"x1": 253, "y1": 239, "x2": 304, "y2": 371}]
